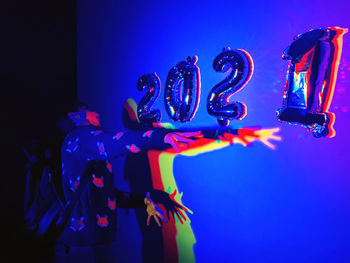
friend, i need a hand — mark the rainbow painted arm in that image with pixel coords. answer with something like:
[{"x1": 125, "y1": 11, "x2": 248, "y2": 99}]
[{"x1": 158, "y1": 126, "x2": 281, "y2": 153}]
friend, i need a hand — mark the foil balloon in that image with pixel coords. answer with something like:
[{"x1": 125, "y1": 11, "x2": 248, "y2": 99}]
[
  {"x1": 164, "y1": 56, "x2": 201, "y2": 122},
  {"x1": 137, "y1": 72, "x2": 162, "y2": 127},
  {"x1": 277, "y1": 27, "x2": 348, "y2": 138},
  {"x1": 207, "y1": 47, "x2": 254, "y2": 126}
]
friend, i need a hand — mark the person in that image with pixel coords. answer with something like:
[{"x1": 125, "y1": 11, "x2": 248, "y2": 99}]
[
  {"x1": 121, "y1": 98, "x2": 282, "y2": 263},
  {"x1": 55, "y1": 102, "x2": 199, "y2": 263}
]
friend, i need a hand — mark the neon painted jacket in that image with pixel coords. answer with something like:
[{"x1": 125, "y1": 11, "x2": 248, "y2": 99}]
[{"x1": 57, "y1": 125, "x2": 168, "y2": 246}]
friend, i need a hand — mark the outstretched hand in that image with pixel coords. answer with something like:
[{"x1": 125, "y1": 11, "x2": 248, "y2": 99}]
[
  {"x1": 144, "y1": 192, "x2": 167, "y2": 227},
  {"x1": 164, "y1": 131, "x2": 202, "y2": 152},
  {"x1": 146, "y1": 189, "x2": 191, "y2": 225},
  {"x1": 221, "y1": 127, "x2": 282, "y2": 150}
]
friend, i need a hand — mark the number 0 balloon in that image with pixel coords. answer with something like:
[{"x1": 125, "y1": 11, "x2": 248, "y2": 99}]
[{"x1": 165, "y1": 56, "x2": 201, "y2": 123}]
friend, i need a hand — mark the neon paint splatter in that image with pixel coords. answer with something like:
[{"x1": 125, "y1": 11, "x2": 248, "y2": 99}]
[
  {"x1": 113, "y1": 132, "x2": 124, "y2": 140},
  {"x1": 69, "y1": 176, "x2": 81, "y2": 192},
  {"x1": 66, "y1": 138, "x2": 79, "y2": 153},
  {"x1": 90, "y1": 130, "x2": 103, "y2": 136},
  {"x1": 126, "y1": 144, "x2": 141, "y2": 153},
  {"x1": 142, "y1": 130, "x2": 154, "y2": 138},
  {"x1": 106, "y1": 161, "x2": 112, "y2": 173},
  {"x1": 97, "y1": 142, "x2": 107, "y2": 157}
]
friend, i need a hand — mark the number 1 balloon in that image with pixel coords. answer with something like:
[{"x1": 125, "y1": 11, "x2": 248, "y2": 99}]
[{"x1": 277, "y1": 27, "x2": 348, "y2": 137}]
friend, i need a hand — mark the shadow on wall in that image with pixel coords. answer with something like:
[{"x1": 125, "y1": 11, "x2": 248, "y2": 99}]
[{"x1": 122, "y1": 98, "x2": 281, "y2": 263}]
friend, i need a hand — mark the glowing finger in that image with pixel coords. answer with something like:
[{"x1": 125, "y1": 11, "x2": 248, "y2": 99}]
[
  {"x1": 175, "y1": 208, "x2": 186, "y2": 222},
  {"x1": 170, "y1": 137, "x2": 181, "y2": 152},
  {"x1": 175, "y1": 212, "x2": 184, "y2": 224},
  {"x1": 261, "y1": 140, "x2": 276, "y2": 150},
  {"x1": 270, "y1": 135, "x2": 282, "y2": 141},
  {"x1": 154, "y1": 215, "x2": 161, "y2": 227},
  {"x1": 177, "y1": 136, "x2": 195, "y2": 144},
  {"x1": 177, "y1": 131, "x2": 201, "y2": 137}
]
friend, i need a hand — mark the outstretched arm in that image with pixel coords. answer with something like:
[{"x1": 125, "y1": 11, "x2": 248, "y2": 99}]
[
  {"x1": 158, "y1": 126, "x2": 282, "y2": 156},
  {"x1": 219, "y1": 127, "x2": 282, "y2": 150},
  {"x1": 78, "y1": 127, "x2": 201, "y2": 159}
]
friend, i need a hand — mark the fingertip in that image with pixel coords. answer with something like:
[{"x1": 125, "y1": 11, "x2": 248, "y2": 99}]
[{"x1": 170, "y1": 189, "x2": 177, "y2": 198}]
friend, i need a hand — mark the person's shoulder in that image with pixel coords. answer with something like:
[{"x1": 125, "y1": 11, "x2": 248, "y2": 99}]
[
  {"x1": 72, "y1": 125, "x2": 96, "y2": 134},
  {"x1": 63, "y1": 126, "x2": 93, "y2": 141},
  {"x1": 62, "y1": 126, "x2": 98, "y2": 153}
]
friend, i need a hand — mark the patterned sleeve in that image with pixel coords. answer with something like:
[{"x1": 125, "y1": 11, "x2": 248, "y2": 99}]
[{"x1": 80, "y1": 127, "x2": 169, "y2": 160}]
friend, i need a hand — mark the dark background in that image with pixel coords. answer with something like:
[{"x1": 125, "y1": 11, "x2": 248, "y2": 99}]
[{"x1": 1, "y1": 1, "x2": 76, "y2": 262}]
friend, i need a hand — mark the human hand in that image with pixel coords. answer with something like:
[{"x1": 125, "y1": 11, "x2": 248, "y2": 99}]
[
  {"x1": 164, "y1": 131, "x2": 202, "y2": 152},
  {"x1": 144, "y1": 192, "x2": 167, "y2": 227},
  {"x1": 221, "y1": 127, "x2": 282, "y2": 150},
  {"x1": 149, "y1": 189, "x2": 192, "y2": 224}
]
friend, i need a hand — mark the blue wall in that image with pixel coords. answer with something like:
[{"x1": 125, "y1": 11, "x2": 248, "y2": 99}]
[{"x1": 78, "y1": 0, "x2": 350, "y2": 262}]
